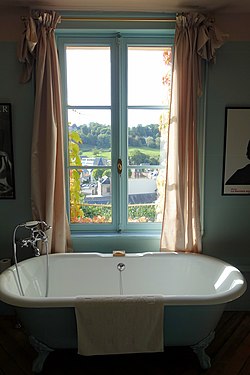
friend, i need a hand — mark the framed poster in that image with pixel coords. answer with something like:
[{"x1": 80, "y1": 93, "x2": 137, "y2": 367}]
[
  {"x1": 222, "y1": 107, "x2": 250, "y2": 195},
  {"x1": 0, "y1": 103, "x2": 15, "y2": 199}
]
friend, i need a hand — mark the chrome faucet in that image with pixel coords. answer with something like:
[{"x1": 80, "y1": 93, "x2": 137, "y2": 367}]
[
  {"x1": 13, "y1": 220, "x2": 52, "y2": 297},
  {"x1": 20, "y1": 221, "x2": 51, "y2": 256}
]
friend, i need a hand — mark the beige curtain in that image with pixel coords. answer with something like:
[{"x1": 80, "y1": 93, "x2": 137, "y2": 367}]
[
  {"x1": 160, "y1": 13, "x2": 225, "y2": 253},
  {"x1": 18, "y1": 10, "x2": 72, "y2": 253}
]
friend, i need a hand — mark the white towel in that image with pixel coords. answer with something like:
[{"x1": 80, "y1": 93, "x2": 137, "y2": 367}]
[{"x1": 74, "y1": 295, "x2": 165, "y2": 356}]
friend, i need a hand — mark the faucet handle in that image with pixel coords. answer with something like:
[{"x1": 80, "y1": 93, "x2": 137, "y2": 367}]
[
  {"x1": 20, "y1": 238, "x2": 32, "y2": 247},
  {"x1": 39, "y1": 221, "x2": 52, "y2": 232}
]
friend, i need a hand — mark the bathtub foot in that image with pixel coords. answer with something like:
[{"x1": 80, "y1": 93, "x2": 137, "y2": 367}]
[
  {"x1": 29, "y1": 336, "x2": 54, "y2": 373},
  {"x1": 191, "y1": 331, "x2": 215, "y2": 370}
]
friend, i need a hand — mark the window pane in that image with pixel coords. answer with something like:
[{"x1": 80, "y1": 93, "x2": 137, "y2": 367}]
[
  {"x1": 128, "y1": 109, "x2": 168, "y2": 166},
  {"x1": 70, "y1": 168, "x2": 112, "y2": 223},
  {"x1": 128, "y1": 47, "x2": 172, "y2": 106},
  {"x1": 66, "y1": 46, "x2": 111, "y2": 106},
  {"x1": 127, "y1": 45, "x2": 172, "y2": 225},
  {"x1": 68, "y1": 109, "x2": 111, "y2": 166},
  {"x1": 128, "y1": 168, "x2": 162, "y2": 223}
]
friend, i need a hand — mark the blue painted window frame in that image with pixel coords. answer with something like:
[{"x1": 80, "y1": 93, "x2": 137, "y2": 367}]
[{"x1": 55, "y1": 16, "x2": 191, "y2": 251}]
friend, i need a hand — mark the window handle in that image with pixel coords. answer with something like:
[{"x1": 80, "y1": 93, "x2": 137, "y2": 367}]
[{"x1": 117, "y1": 158, "x2": 122, "y2": 175}]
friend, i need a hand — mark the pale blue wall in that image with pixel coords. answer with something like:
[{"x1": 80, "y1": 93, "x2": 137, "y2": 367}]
[
  {"x1": 203, "y1": 42, "x2": 250, "y2": 270},
  {"x1": 0, "y1": 42, "x2": 33, "y2": 259}
]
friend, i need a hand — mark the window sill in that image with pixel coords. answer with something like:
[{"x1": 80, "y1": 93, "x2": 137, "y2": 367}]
[{"x1": 71, "y1": 231, "x2": 161, "y2": 253}]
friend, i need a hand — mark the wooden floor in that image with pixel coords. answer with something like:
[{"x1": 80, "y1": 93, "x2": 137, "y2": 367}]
[{"x1": 0, "y1": 311, "x2": 250, "y2": 374}]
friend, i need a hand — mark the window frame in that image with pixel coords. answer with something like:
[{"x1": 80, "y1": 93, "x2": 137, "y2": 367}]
[
  {"x1": 60, "y1": 37, "x2": 119, "y2": 234},
  {"x1": 57, "y1": 28, "x2": 175, "y2": 237}
]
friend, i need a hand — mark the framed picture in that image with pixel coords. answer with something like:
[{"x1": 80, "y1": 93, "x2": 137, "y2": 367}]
[
  {"x1": 222, "y1": 107, "x2": 250, "y2": 195},
  {"x1": 0, "y1": 103, "x2": 15, "y2": 199}
]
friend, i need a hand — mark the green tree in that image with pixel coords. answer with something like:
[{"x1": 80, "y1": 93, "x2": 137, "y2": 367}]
[
  {"x1": 129, "y1": 150, "x2": 149, "y2": 165},
  {"x1": 102, "y1": 169, "x2": 111, "y2": 178},
  {"x1": 155, "y1": 136, "x2": 161, "y2": 148},
  {"x1": 92, "y1": 169, "x2": 104, "y2": 180},
  {"x1": 97, "y1": 133, "x2": 111, "y2": 148},
  {"x1": 68, "y1": 130, "x2": 84, "y2": 222},
  {"x1": 149, "y1": 156, "x2": 159, "y2": 165},
  {"x1": 145, "y1": 136, "x2": 155, "y2": 148}
]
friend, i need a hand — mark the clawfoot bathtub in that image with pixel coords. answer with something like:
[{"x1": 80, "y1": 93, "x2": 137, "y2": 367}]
[{"x1": 0, "y1": 252, "x2": 247, "y2": 372}]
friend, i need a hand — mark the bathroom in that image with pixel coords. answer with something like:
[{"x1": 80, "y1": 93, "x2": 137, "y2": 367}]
[{"x1": 0, "y1": 0, "x2": 250, "y2": 373}]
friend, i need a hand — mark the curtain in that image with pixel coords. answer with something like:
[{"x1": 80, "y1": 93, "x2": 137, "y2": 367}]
[
  {"x1": 160, "y1": 13, "x2": 225, "y2": 253},
  {"x1": 18, "y1": 10, "x2": 72, "y2": 253}
]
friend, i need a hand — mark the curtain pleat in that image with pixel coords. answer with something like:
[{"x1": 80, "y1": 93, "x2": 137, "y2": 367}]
[
  {"x1": 18, "y1": 10, "x2": 72, "y2": 253},
  {"x1": 160, "y1": 13, "x2": 225, "y2": 253}
]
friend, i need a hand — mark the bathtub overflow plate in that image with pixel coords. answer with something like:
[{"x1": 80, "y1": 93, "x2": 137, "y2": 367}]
[{"x1": 117, "y1": 262, "x2": 125, "y2": 271}]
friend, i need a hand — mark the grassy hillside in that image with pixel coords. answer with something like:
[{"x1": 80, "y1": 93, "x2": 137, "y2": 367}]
[{"x1": 80, "y1": 145, "x2": 160, "y2": 159}]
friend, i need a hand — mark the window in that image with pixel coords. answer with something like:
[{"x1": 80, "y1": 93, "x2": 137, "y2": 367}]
[{"x1": 58, "y1": 30, "x2": 174, "y2": 235}]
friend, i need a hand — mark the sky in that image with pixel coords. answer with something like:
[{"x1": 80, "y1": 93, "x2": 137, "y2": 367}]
[{"x1": 66, "y1": 46, "x2": 171, "y2": 127}]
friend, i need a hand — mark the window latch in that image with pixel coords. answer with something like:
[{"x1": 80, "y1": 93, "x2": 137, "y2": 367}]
[{"x1": 117, "y1": 158, "x2": 122, "y2": 175}]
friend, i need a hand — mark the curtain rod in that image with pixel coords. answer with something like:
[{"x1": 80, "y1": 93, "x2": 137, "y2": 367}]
[
  {"x1": 59, "y1": 16, "x2": 231, "y2": 37},
  {"x1": 60, "y1": 17, "x2": 176, "y2": 23}
]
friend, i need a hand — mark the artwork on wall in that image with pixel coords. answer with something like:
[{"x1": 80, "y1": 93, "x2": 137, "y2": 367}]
[
  {"x1": 0, "y1": 103, "x2": 15, "y2": 199},
  {"x1": 222, "y1": 107, "x2": 250, "y2": 195}
]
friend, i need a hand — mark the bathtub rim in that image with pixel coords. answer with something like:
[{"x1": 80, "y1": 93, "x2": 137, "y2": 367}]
[{"x1": 0, "y1": 252, "x2": 247, "y2": 308}]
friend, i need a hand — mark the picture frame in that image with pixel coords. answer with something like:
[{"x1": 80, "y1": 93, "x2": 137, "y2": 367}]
[
  {"x1": 222, "y1": 107, "x2": 250, "y2": 195},
  {"x1": 0, "y1": 103, "x2": 15, "y2": 199}
]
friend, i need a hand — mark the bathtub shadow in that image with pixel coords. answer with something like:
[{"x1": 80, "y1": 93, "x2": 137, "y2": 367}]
[{"x1": 41, "y1": 348, "x2": 201, "y2": 375}]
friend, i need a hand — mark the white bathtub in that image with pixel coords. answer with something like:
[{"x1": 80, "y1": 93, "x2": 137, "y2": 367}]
[{"x1": 0, "y1": 252, "x2": 247, "y2": 372}]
